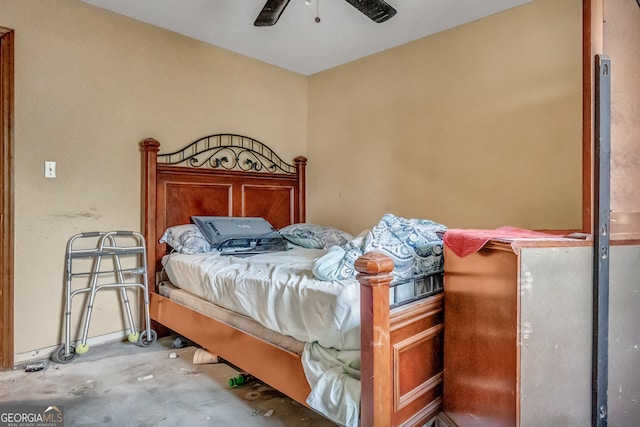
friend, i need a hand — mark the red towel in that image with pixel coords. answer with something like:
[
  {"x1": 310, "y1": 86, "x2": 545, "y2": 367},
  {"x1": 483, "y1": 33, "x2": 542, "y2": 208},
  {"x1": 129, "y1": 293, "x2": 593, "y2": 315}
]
[{"x1": 443, "y1": 226, "x2": 563, "y2": 257}]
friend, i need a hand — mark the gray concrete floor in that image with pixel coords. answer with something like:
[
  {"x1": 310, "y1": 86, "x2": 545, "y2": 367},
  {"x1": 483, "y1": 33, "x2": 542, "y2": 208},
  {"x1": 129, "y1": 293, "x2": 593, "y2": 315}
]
[{"x1": 0, "y1": 337, "x2": 338, "y2": 426}]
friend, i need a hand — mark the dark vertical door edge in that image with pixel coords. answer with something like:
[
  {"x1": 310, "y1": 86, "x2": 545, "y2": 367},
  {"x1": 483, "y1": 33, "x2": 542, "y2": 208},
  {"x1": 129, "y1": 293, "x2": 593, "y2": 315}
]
[{"x1": 592, "y1": 54, "x2": 610, "y2": 427}]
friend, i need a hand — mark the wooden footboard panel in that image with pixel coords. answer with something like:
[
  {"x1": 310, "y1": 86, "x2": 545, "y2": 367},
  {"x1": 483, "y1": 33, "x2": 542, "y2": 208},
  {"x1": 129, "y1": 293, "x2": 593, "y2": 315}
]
[
  {"x1": 149, "y1": 292, "x2": 311, "y2": 406},
  {"x1": 390, "y1": 293, "x2": 444, "y2": 426},
  {"x1": 357, "y1": 252, "x2": 444, "y2": 427}
]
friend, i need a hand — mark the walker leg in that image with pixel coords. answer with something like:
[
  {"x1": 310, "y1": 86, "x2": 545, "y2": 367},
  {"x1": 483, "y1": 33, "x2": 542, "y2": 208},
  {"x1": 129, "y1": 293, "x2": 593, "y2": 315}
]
[
  {"x1": 137, "y1": 268, "x2": 156, "y2": 347},
  {"x1": 62, "y1": 285, "x2": 73, "y2": 356},
  {"x1": 53, "y1": 246, "x2": 77, "y2": 363},
  {"x1": 53, "y1": 282, "x2": 81, "y2": 363},
  {"x1": 120, "y1": 287, "x2": 139, "y2": 343},
  {"x1": 54, "y1": 296, "x2": 76, "y2": 363},
  {"x1": 76, "y1": 255, "x2": 103, "y2": 354},
  {"x1": 111, "y1": 247, "x2": 140, "y2": 343}
]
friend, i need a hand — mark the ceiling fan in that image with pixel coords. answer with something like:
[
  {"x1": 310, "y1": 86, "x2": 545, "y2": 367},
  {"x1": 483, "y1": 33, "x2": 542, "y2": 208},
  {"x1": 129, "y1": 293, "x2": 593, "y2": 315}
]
[{"x1": 254, "y1": 0, "x2": 397, "y2": 27}]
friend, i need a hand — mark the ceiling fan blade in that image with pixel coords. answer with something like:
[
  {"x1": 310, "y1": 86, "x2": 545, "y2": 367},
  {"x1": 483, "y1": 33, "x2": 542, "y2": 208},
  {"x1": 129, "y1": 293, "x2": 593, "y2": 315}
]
[
  {"x1": 343, "y1": 0, "x2": 397, "y2": 23},
  {"x1": 254, "y1": 0, "x2": 291, "y2": 27}
]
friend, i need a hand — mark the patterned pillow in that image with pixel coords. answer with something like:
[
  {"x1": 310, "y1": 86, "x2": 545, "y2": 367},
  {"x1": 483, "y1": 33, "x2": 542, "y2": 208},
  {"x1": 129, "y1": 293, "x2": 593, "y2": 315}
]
[
  {"x1": 279, "y1": 223, "x2": 353, "y2": 250},
  {"x1": 363, "y1": 214, "x2": 447, "y2": 280},
  {"x1": 159, "y1": 224, "x2": 212, "y2": 255}
]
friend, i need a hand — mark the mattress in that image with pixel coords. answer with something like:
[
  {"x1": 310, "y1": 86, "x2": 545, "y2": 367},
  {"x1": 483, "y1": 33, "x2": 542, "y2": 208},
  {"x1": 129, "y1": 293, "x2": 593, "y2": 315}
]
[
  {"x1": 158, "y1": 281, "x2": 305, "y2": 354},
  {"x1": 161, "y1": 246, "x2": 361, "y2": 351}
]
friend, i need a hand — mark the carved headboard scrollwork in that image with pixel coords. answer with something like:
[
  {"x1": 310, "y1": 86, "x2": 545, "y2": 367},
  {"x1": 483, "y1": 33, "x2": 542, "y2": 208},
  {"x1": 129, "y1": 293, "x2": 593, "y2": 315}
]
[
  {"x1": 141, "y1": 133, "x2": 307, "y2": 275},
  {"x1": 158, "y1": 133, "x2": 301, "y2": 174}
]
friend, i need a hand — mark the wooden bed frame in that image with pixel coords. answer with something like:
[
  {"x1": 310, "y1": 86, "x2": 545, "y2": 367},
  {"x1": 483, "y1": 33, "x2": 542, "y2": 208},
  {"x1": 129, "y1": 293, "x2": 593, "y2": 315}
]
[{"x1": 140, "y1": 134, "x2": 444, "y2": 426}]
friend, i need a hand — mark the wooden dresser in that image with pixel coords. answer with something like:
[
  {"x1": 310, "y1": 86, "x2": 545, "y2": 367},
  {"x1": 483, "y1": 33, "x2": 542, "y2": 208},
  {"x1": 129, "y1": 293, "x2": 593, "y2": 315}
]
[{"x1": 441, "y1": 239, "x2": 595, "y2": 426}]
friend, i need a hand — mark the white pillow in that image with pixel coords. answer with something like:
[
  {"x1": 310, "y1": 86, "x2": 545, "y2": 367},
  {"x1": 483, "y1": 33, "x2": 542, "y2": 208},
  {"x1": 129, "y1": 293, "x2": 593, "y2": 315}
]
[
  {"x1": 159, "y1": 224, "x2": 212, "y2": 255},
  {"x1": 279, "y1": 223, "x2": 353, "y2": 249}
]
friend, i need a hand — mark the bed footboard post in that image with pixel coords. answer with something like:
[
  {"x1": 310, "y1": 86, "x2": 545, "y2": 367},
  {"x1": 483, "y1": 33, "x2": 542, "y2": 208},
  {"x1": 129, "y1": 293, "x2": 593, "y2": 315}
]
[
  {"x1": 294, "y1": 156, "x2": 307, "y2": 223},
  {"x1": 356, "y1": 251, "x2": 394, "y2": 427},
  {"x1": 140, "y1": 138, "x2": 160, "y2": 290}
]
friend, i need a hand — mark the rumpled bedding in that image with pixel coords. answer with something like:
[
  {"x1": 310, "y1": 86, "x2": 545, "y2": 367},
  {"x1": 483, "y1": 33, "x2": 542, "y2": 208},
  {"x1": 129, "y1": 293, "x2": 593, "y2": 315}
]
[
  {"x1": 162, "y1": 246, "x2": 361, "y2": 426},
  {"x1": 312, "y1": 213, "x2": 447, "y2": 282},
  {"x1": 302, "y1": 343, "x2": 361, "y2": 427}
]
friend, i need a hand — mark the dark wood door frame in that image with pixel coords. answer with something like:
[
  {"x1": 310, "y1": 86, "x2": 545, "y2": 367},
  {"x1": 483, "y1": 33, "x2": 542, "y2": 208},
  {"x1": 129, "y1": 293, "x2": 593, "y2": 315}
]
[
  {"x1": 583, "y1": 0, "x2": 605, "y2": 235},
  {"x1": 0, "y1": 26, "x2": 14, "y2": 371}
]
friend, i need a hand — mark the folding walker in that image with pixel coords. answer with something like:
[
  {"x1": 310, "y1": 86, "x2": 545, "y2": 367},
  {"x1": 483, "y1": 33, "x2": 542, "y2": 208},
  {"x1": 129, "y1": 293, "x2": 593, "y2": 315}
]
[{"x1": 51, "y1": 231, "x2": 157, "y2": 363}]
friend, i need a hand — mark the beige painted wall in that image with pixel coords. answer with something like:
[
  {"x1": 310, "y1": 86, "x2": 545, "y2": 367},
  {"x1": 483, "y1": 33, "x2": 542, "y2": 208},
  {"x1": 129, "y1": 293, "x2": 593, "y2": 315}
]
[
  {"x1": 2, "y1": 0, "x2": 584, "y2": 357},
  {"x1": 605, "y1": 0, "x2": 640, "y2": 214},
  {"x1": 307, "y1": 0, "x2": 583, "y2": 234},
  {"x1": 1, "y1": 0, "x2": 307, "y2": 356}
]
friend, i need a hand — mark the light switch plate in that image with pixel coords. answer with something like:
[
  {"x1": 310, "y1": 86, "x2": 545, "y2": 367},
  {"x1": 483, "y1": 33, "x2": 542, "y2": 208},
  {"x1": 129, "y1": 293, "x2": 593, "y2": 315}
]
[{"x1": 45, "y1": 161, "x2": 56, "y2": 178}]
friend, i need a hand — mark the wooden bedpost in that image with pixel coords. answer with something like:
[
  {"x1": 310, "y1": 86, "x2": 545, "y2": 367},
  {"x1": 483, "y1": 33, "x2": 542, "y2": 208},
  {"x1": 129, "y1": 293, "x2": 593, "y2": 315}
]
[
  {"x1": 294, "y1": 156, "x2": 307, "y2": 223},
  {"x1": 140, "y1": 138, "x2": 160, "y2": 290},
  {"x1": 356, "y1": 251, "x2": 394, "y2": 427}
]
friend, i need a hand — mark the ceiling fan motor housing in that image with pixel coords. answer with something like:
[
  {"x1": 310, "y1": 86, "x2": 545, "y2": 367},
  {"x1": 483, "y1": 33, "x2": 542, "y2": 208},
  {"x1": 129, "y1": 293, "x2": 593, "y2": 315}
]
[{"x1": 254, "y1": 0, "x2": 397, "y2": 27}]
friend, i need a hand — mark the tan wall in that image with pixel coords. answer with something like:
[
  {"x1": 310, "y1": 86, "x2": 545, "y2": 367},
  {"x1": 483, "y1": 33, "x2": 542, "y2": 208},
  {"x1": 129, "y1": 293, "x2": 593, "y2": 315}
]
[
  {"x1": 307, "y1": 0, "x2": 583, "y2": 234},
  {"x1": 1, "y1": 0, "x2": 307, "y2": 356},
  {"x1": 605, "y1": 0, "x2": 640, "y2": 214}
]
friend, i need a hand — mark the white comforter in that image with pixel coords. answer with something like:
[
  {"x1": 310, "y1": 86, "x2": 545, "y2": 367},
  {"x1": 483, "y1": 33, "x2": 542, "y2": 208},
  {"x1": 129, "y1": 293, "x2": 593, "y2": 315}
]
[
  {"x1": 162, "y1": 246, "x2": 361, "y2": 426},
  {"x1": 162, "y1": 247, "x2": 360, "y2": 349}
]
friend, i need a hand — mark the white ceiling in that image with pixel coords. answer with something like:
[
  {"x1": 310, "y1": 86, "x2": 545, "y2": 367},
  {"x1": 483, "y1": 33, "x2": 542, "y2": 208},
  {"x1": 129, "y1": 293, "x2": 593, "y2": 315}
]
[{"x1": 82, "y1": 0, "x2": 532, "y2": 75}]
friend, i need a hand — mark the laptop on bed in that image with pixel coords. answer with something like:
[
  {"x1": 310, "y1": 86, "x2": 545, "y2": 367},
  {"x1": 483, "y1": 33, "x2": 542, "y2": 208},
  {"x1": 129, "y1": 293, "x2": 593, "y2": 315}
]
[{"x1": 191, "y1": 216, "x2": 288, "y2": 255}]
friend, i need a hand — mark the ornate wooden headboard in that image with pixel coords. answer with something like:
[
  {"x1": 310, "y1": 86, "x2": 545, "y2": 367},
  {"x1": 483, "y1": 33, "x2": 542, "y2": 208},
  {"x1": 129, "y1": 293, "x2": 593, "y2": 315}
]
[{"x1": 141, "y1": 134, "x2": 307, "y2": 277}]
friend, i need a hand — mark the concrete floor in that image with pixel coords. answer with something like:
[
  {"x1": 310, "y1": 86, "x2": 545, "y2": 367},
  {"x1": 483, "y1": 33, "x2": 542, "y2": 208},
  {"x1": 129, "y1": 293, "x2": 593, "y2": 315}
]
[{"x1": 0, "y1": 337, "x2": 338, "y2": 426}]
